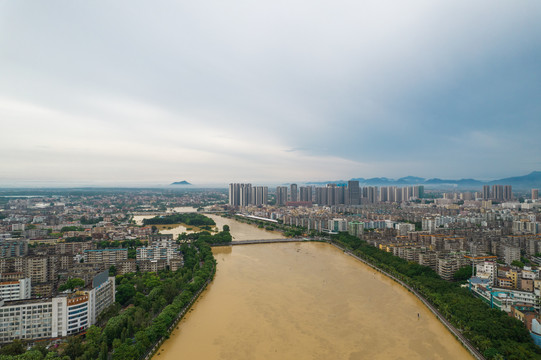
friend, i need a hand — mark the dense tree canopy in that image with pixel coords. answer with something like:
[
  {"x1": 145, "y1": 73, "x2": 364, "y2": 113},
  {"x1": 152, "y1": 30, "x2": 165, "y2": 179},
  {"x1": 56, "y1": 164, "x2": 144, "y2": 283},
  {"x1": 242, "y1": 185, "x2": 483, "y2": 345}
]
[
  {"x1": 142, "y1": 213, "x2": 215, "y2": 226},
  {"x1": 179, "y1": 230, "x2": 232, "y2": 245},
  {"x1": 453, "y1": 265, "x2": 473, "y2": 282}
]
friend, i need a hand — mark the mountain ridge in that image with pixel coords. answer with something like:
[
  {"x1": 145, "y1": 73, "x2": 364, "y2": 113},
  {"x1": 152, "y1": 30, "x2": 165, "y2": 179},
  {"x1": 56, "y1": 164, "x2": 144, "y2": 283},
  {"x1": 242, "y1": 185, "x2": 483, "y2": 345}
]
[
  {"x1": 170, "y1": 181, "x2": 192, "y2": 185},
  {"x1": 305, "y1": 171, "x2": 541, "y2": 189}
]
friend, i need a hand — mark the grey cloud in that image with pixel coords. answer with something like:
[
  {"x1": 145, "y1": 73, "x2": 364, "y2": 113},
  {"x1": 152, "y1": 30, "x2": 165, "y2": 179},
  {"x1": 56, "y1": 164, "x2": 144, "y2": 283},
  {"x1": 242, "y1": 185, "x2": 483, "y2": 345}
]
[{"x1": 1, "y1": 1, "x2": 540, "y2": 183}]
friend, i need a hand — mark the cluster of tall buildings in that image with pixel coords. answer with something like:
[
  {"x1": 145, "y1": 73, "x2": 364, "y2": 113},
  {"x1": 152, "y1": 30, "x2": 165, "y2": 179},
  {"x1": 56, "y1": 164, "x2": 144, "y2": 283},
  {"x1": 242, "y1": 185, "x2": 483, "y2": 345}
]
[
  {"x1": 314, "y1": 181, "x2": 361, "y2": 206},
  {"x1": 229, "y1": 182, "x2": 424, "y2": 207},
  {"x1": 482, "y1": 185, "x2": 513, "y2": 201},
  {"x1": 373, "y1": 185, "x2": 423, "y2": 203},
  {"x1": 228, "y1": 184, "x2": 269, "y2": 207}
]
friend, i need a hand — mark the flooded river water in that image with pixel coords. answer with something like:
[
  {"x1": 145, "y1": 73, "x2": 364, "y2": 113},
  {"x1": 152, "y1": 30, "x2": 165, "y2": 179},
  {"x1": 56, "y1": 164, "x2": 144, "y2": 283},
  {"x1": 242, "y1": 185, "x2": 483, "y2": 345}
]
[
  {"x1": 132, "y1": 212, "x2": 284, "y2": 241},
  {"x1": 154, "y1": 215, "x2": 473, "y2": 360}
]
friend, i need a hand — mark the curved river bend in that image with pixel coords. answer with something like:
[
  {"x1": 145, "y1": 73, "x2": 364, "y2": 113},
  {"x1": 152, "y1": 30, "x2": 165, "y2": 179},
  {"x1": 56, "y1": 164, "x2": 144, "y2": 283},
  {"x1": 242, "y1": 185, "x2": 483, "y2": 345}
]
[{"x1": 155, "y1": 239, "x2": 473, "y2": 359}]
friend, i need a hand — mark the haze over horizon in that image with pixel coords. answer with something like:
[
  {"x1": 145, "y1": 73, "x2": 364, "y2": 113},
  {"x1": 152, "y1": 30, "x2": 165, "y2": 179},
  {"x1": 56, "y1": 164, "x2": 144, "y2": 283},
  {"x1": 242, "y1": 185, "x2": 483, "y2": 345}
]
[{"x1": 1, "y1": 1, "x2": 540, "y2": 185}]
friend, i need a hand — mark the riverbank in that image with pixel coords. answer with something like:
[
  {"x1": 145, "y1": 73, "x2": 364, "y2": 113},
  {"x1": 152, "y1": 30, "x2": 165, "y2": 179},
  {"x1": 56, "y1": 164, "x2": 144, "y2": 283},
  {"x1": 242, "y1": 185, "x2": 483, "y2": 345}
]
[
  {"x1": 330, "y1": 241, "x2": 484, "y2": 360},
  {"x1": 146, "y1": 262, "x2": 215, "y2": 359},
  {"x1": 331, "y1": 232, "x2": 540, "y2": 359},
  {"x1": 205, "y1": 214, "x2": 286, "y2": 241}
]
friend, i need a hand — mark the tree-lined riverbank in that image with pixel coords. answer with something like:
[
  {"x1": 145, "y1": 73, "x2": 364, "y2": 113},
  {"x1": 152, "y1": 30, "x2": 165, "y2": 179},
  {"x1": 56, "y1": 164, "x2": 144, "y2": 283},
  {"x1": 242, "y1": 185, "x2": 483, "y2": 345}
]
[{"x1": 331, "y1": 232, "x2": 540, "y2": 360}]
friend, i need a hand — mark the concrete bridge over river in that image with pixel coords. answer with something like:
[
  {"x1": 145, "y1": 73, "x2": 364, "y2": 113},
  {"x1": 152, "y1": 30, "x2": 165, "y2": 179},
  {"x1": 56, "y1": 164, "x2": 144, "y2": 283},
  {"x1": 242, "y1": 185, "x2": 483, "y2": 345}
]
[{"x1": 131, "y1": 210, "x2": 225, "y2": 217}]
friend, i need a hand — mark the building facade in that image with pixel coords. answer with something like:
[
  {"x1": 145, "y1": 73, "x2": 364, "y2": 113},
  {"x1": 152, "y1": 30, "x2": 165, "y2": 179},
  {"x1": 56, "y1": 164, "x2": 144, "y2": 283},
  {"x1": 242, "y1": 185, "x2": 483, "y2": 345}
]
[{"x1": 0, "y1": 271, "x2": 114, "y2": 343}]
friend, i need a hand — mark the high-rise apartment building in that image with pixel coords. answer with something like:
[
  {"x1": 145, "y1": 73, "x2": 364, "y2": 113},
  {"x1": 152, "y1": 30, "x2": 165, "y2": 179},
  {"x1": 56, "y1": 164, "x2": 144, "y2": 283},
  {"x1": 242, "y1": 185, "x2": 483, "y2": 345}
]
[
  {"x1": 483, "y1": 185, "x2": 491, "y2": 200},
  {"x1": 229, "y1": 183, "x2": 252, "y2": 207},
  {"x1": 290, "y1": 184, "x2": 298, "y2": 202},
  {"x1": 315, "y1": 187, "x2": 327, "y2": 205},
  {"x1": 387, "y1": 186, "x2": 396, "y2": 203},
  {"x1": 326, "y1": 184, "x2": 337, "y2": 206},
  {"x1": 532, "y1": 189, "x2": 539, "y2": 200},
  {"x1": 492, "y1": 185, "x2": 504, "y2": 201},
  {"x1": 379, "y1": 187, "x2": 388, "y2": 202},
  {"x1": 276, "y1": 186, "x2": 288, "y2": 206},
  {"x1": 364, "y1": 186, "x2": 378, "y2": 204},
  {"x1": 229, "y1": 183, "x2": 240, "y2": 206},
  {"x1": 394, "y1": 187, "x2": 402, "y2": 203},
  {"x1": 239, "y1": 183, "x2": 252, "y2": 206},
  {"x1": 299, "y1": 186, "x2": 313, "y2": 202},
  {"x1": 334, "y1": 185, "x2": 346, "y2": 205},
  {"x1": 503, "y1": 185, "x2": 512, "y2": 201},
  {"x1": 252, "y1": 186, "x2": 268, "y2": 206},
  {"x1": 347, "y1": 181, "x2": 360, "y2": 205},
  {"x1": 312, "y1": 184, "x2": 354, "y2": 206}
]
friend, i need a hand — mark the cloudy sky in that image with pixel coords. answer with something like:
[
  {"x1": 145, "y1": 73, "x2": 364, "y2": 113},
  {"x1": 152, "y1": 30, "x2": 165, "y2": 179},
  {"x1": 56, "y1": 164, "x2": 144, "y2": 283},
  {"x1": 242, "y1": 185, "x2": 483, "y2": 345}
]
[{"x1": 1, "y1": 1, "x2": 540, "y2": 186}]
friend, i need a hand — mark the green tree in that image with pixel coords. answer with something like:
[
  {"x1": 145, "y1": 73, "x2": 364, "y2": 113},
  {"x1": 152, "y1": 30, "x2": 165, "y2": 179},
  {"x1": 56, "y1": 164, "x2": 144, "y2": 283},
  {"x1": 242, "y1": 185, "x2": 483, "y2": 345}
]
[
  {"x1": 116, "y1": 283, "x2": 136, "y2": 305},
  {"x1": 453, "y1": 266, "x2": 473, "y2": 282},
  {"x1": 511, "y1": 260, "x2": 525, "y2": 268},
  {"x1": 85, "y1": 325, "x2": 103, "y2": 345},
  {"x1": 0, "y1": 339, "x2": 25, "y2": 355},
  {"x1": 30, "y1": 344, "x2": 48, "y2": 357},
  {"x1": 99, "y1": 341, "x2": 108, "y2": 360},
  {"x1": 59, "y1": 278, "x2": 85, "y2": 292},
  {"x1": 64, "y1": 336, "x2": 84, "y2": 360},
  {"x1": 112, "y1": 343, "x2": 137, "y2": 360}
]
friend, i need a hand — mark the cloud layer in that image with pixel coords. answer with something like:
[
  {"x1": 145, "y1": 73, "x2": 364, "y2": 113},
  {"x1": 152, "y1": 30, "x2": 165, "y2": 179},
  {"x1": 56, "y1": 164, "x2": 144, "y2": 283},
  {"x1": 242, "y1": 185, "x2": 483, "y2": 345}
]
[{"x1": 1, "y1": 1, "x2": 540, "y2": 185}]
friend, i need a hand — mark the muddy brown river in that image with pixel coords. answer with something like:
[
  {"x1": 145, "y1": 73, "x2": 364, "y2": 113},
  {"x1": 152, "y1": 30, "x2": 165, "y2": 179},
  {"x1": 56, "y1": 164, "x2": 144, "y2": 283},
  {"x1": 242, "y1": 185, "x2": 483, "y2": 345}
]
[{"x1": 154, "y1": 234, "x2": 473, "y2": 359}]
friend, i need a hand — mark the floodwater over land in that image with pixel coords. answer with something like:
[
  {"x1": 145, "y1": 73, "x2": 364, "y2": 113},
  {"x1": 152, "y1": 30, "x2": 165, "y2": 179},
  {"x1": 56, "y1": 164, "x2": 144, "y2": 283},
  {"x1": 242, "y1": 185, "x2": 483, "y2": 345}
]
[
  {"x1": 155, "y1": 241, "x2": 473, "y2": 360},
  {"x1": 133, "y1": 211, "x2": 284, "y2": 241},
  {"x1": 205, "y1": 214, "x2": 285, "y2": 241}
]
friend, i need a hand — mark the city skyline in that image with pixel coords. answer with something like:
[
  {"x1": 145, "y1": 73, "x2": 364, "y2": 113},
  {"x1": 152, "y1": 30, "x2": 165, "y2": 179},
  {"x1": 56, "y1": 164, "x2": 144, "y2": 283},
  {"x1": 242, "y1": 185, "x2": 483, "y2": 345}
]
[{"x1": 1, "y1": 1, "x2": 541, "y2": 185}]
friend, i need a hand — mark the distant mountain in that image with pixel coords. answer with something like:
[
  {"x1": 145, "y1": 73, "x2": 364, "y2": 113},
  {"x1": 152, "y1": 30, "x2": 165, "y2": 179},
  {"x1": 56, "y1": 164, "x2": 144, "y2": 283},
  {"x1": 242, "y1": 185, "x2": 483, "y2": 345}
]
[
  {"x1": 489, "y1": 171, "x2": 541, "y2": 188},
  {"x1": 424, "y1": 178, "x2": 482, "y2": 187},
  {"x1": 170, "y1": 181, "x2": 192, "y2": 185},
  {"x1": 303, "y1": 171, "x2": 541, "y2": 189},
  {"x1": 306, "y1": 180, "x2": 347, "y2": 185},
  {"x1": 397, "y1": 176, "x2": 426, "y2": 184}
]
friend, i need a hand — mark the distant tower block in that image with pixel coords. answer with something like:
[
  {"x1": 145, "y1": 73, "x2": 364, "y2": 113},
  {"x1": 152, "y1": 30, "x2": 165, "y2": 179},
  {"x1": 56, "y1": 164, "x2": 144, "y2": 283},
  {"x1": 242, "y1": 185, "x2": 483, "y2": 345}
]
[
  {"x1": 347, "y1": 180, "x2": 360, "y2": 205},
  {"x1": 503, "y1": 185, "x2": 512, "y2": 201},
  {"x1": 533, "y1": 189, "x2": 539, "y2": 200},
  {"x1": 299, "y1": 186, "x2": 313, "y2": 202},
  {"x1": 482, "y1": 185, "x2": 490, "y2": 200},
  {"x1": 290, "y1": 184, "x2": 298, "y2": 202},
  {"x1": 276, "y1": 186, "x2": 288, "y2": 206}
]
